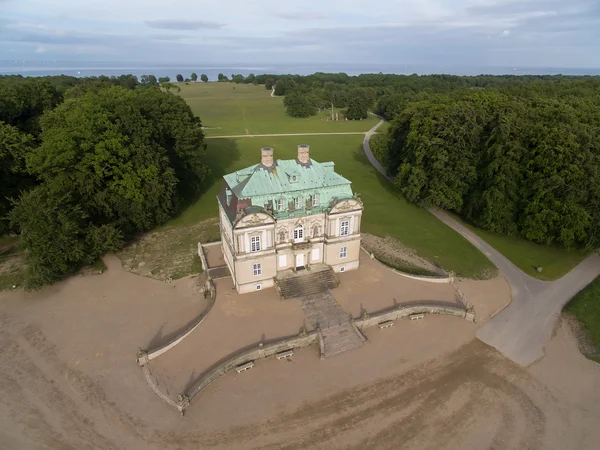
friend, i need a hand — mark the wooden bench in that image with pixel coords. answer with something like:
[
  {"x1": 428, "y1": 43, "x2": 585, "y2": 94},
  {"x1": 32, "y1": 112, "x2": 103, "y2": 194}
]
[
  {"x1": 276, "y1": 349, "x2": 294, "y2": 360},
  {"x1": 378, "y1": 320, "x2": 394, "y2": 329},
  {"x1": 235, "y1": 361, "x2": 255, "y2": 373},
  {"x1": 410, "y1": 313, "x2": 425, "y2": 321}
]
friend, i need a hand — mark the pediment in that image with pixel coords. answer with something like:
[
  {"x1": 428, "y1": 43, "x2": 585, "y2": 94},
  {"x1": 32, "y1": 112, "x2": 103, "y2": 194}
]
[
  {"x1": 234, "y1": 212, "x2": 275, "y2": 229},
  {"x1": 329, "y1": 198, "x2": 363, "y2": 214}
]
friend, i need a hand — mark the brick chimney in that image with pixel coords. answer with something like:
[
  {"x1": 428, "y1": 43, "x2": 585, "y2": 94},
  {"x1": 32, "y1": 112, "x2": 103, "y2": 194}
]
[
  {"x1": 261, "y1": 147, "x2": 274, "y2": 168},
  {"x1": 297, "y1": 144, "x2": 310, "y2": 164}
]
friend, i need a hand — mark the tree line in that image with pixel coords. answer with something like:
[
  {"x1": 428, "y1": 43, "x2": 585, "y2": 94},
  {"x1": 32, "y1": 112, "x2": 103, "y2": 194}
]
[
  {"x1": 375, "y1": 81, "x2": 600, "y2": 249},
  {"x1": 1, "y1": 75, "x2": 211, "y2": 287}
]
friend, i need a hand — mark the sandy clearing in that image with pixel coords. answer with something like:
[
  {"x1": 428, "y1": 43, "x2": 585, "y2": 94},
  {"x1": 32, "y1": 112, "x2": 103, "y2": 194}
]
[{"x1": 1, "y1": 250, "x2": 599, "y2": 450}]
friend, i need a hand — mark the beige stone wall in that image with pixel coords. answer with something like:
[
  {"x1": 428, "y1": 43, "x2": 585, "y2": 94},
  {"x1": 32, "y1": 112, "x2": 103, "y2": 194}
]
[
  {"x1": 325, "y1": 236, "x2": 361, "y2": 272},
  {"x1": 237, "y1": 277, "x2": 276, "y2": 294},
  {"x1": 274, "y1": 213, "x2": 326, "y2": 245},
  {"x1": 234, "y1": 253, "x2": 277, "y2": 286}
]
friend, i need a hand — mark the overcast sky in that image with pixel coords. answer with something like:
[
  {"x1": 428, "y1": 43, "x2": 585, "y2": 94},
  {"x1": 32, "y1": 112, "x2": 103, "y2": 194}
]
[{"x1": 1, "y1": 0, "x2": 599, "y2": 67}]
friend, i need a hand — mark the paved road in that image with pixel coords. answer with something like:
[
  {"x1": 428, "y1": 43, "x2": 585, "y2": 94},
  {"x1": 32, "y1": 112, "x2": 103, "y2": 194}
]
[
  {"x1": 363, "y1": 119, "x2": 600, "y2": 366},
  {"x1": 206, "y1": 131, "x2": 372, "y2": 139}
]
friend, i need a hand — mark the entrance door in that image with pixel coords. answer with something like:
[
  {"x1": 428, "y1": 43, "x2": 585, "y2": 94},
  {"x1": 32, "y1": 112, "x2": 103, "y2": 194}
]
[{"x1": 295, "y1": 253, "x2": 305, "y2": 269}]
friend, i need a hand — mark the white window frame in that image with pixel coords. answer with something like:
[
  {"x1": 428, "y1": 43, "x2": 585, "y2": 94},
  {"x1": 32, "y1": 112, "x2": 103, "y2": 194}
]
[
  {"x1": 293, "y1": 225, "x2": 304, "y2": 243},
  {"x1": 340, "y1": 220, "x2": 349, "y2": 236},
  {"x1": 253, "y1": 263, "x2": 262, "y2": 276},
  {"x1": 340, "y1": 246, "x2": 347, "y2": 259},
  {"x1": 340, "y1": 266, "x2": 345, "y2": 272},
  {"x1": 250, "y1": 235, "x2": 261, "y2": 252},
  {"x1": 277, "y1": 199, "x2": 285, "y2": 211},
  {"x1": 256, "y1": 284, "x2": 262, "y2": 290},
  {"x1": 295, "y1": 197, "x2": 302, "y2": 209},
  {"x1": 312, "y1": 193, "x2": 319, "y2": 207}
]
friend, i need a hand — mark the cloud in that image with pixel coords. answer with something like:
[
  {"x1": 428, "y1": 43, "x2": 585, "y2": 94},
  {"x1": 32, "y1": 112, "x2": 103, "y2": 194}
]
[
  {"x1": 276, "y1": 12, "x2": 329, "y2": 20},
  {"x1": 144, "y1": 19, "x2": 225, "y2": 30},
  {"x1": 501, "y1": 30, "x2": 510, "y2": 36}
]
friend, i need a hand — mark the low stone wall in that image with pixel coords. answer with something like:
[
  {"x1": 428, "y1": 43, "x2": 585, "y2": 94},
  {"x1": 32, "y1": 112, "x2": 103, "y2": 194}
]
[
  {"x1": 197, "y1": 243, "x2": 208, "y2": 271},
  {"x1": 354, "y1": 303, "x2": 475, "y2": 329},
  {"x1": 137, "y1": 278, "x2": 216, "y2": 366},
  {"x1": 360, "y1": 247, "x2": 453, "y2": 284},
  {"x1": 179, "y1": 332, "x2": 319, "y2": 413},
  {"x1": 142, "y1": 365, "x2": 184, "y2": 413}
]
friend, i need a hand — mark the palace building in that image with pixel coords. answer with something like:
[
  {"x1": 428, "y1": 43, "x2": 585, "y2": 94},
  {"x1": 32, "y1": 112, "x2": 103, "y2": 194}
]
[{"x1": 217, "y1": 145, "x2": 363, "y2": 294}]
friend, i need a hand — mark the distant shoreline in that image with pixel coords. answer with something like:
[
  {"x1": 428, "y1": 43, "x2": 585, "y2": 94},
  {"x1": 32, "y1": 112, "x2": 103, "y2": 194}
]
[{"x1": 2, "y1": 62, "x2": 600, "y2": 80}]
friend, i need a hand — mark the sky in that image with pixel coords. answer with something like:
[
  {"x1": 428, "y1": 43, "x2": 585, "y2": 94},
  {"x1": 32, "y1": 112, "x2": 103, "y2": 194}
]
[{"x1": 0, "y1": 0, "x2": 599, "y2": 68}]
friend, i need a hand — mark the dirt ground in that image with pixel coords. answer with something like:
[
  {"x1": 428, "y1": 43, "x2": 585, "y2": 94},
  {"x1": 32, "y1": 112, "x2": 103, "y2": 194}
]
[
  {"x1": 1, "y1": 253, "x2": 599, "y2": 449},
  {"x1": 118, "y1": 218, "x2": 220, "y2": 281}
]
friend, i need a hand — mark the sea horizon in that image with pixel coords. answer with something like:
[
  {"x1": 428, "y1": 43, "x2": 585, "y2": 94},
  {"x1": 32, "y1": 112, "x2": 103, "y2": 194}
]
[{"x1": 2, "y1": 60, "x2": 600, "y2": 81}]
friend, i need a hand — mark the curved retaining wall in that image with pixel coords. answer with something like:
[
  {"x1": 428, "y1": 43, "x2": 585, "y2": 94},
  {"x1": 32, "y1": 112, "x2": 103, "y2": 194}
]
[
  {"x1": 360, "y1": 247, "x2": 453, "y2": 284},
  {"x1": 355, "y1": 303, "x2": 474, "y2": 329},
  {"x1": 137, "y1": 278, "x2": 216, "y2": 366},
  {"x1": 180, "y1": 332, "x2": 319, "y2": 411}
]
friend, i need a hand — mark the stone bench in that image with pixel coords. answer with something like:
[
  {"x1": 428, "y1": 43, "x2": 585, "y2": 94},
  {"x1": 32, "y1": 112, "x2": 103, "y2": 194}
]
[
  {"x1": 378, "y1": 320, "x2": 394, "y2": 329},
  {"x1": 410, "y1": 313, "x2": 425, "y2": 321},
  {"x1": 235, "y1": 361, "x2": 255, "y2": 373},
  {"x1": 276, "y1": 349, "x2": 294, "y2": 360}
]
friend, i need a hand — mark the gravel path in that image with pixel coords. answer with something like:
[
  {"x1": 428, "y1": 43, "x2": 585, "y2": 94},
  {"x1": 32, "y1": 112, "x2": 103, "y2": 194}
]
[{"x1": 362, "y1": 118, "x2": 600, "y2": 366}]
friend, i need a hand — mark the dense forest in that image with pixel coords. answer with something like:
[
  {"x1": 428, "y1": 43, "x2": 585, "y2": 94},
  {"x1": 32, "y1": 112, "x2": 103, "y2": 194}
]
[
  {"x1": 372, "y1": 81, "x2": 600, "y2": 249},
  {"x1": 1, "y1": 75, "x2": 210, "y2": 287}
]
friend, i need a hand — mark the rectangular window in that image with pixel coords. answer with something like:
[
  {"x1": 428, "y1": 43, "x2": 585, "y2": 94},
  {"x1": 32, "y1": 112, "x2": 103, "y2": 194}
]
[
  {"x1": 277, "y1": 199, "x2": 285, "y2": 211},
  {"x1": 312, "y1": 194, "x2": 320, "y2": 207},
  {"x1": 251, "y1": 235, "x2": 261, "y2": 252},
  {"x1": 295, "y1": 197, "x2": 302, "y2": 209},
  {"x1": 340, "y1": 220, "x2": 349, "y2": 236},
  {"x1": 253, "y1": 263, "x2": 262, "y2": 276},
  {"x1": 294, "y1": 226, "x2": 304, "y2": 241},
  {"x1": 340, "y1": 246, "x2": 347, "y2": 258}
]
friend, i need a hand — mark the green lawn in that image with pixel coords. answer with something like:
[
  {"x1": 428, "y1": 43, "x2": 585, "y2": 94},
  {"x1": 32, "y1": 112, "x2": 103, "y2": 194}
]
[
  {"x1": 165, "y1": 135, "x2": 496, "y2": 278},
  {"x1": 564, "y1": 276, "x2": 600, "y2": 361},
  {"x1": 177, "y1": 82, "x2": 380, "y2": 136},
  {"x1": 445, "y1": 213, "x2": 589, "y2": 281}
]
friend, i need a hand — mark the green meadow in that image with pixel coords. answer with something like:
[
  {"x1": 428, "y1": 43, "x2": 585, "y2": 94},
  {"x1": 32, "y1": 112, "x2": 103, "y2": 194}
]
[{"x1": 176, "y1": 82, "x2": 380, "y2": 136}]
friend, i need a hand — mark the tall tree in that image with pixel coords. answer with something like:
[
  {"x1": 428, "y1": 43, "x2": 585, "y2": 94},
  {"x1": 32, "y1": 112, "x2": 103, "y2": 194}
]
[
  {"x1": 200, "y1": 74, "x2": 208, "y2": 82},
  {"x1": 274, "y1": 80, "x2": 285, "y2": 96},
  {"x1": 265, "y1": 78, "x2": 275, "y2": 90},
  {"x1": 176, "y1": 74, "x2": 184, "y2": 82},
  {"x1": 11, "y1": 85, "x2": 211, "y2": 287},
  {"x1": 191, "y1": 73, "x2": 198, "y2": 82}
]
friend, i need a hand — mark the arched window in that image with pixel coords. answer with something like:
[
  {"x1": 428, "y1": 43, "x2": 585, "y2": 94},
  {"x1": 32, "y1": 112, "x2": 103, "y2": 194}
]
[{"x1": 293, "y1": 225, "x2": 304, "y2": 243}]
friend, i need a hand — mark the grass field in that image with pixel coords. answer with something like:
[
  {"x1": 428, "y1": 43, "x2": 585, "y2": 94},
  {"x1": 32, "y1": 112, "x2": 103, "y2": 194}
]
[
  {"x1": 177, "y1": 82, "x2": 380, "y2": 136},
  {"x1": 446, "y1": 213, "x2": 590, "y2": 281},
  {"x1": 163, "y1": 134, "x2": 496, "y2": 278},
  {"x1": 564, "y1": 276, "x2": 600, "y2": 361}
]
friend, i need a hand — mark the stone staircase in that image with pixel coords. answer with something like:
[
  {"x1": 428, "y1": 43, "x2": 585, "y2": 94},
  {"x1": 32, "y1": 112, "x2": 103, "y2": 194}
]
[
  {"x1": 276, "y1": 266, "x2": 339, "y2": 300},
  {"x1": 321, "y1": 323, "x2": 364, "y2": 357}
]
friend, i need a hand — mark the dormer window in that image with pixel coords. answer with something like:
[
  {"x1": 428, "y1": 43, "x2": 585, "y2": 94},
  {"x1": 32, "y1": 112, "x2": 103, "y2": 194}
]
[
  {"x1": 226, "y1": 189, "x2": 232, "y2": 206},
  {"x1": 295, "y1": 197, "x2": 302, "y2": 209},
  {"x1": 277, "y1": 199, "x2": 285, "y2": 211},
  {"x1": 289, "y1": 173, "x2": 298, "y2": 183},
  {"x1": 312, "y1": 193, "x2": 320, "y2": 207}
]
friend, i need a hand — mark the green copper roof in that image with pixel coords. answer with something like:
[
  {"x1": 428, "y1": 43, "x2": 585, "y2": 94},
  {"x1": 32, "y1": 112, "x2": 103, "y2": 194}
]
[{"x1": 224, "y1": 159, "x2": 351, "y2": 198}]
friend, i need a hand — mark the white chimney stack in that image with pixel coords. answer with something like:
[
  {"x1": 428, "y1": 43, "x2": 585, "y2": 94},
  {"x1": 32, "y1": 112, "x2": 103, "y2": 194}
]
[
  {"x1": 261, "y1": 147, "x2": 274, "y2": 168},
  {"x1": 297, "y1": 144, "x2": 310, "y2": 164}
]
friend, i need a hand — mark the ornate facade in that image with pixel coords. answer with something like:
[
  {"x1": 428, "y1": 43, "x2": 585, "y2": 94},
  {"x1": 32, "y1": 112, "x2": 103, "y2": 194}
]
[{"x1": 217, "y1": 145, "x2": 363, "y2": 294}]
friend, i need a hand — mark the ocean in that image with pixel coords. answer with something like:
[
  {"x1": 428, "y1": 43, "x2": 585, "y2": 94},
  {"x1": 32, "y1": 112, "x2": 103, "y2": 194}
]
[{"x1": 1, "y1": 61, "x2": 600, "y2": 80}]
